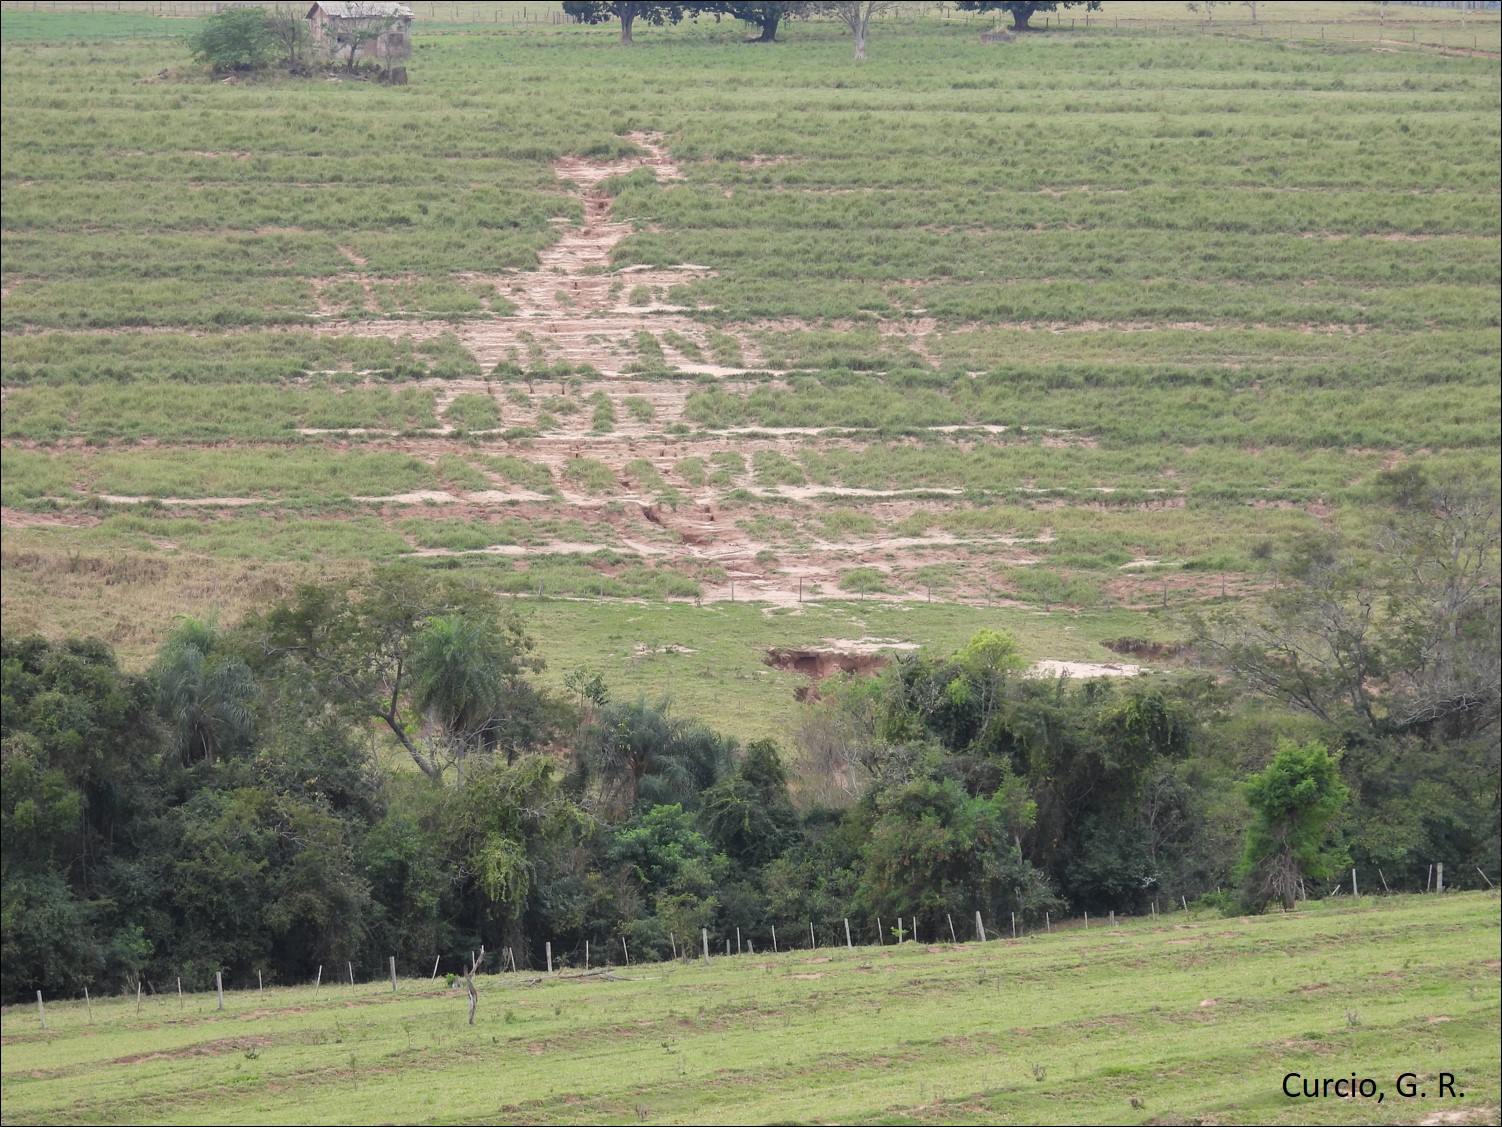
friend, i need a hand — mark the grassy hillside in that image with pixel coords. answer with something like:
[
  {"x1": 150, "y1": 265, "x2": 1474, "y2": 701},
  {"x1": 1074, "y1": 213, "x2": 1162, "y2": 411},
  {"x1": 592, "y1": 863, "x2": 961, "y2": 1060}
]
[
  {"x1": 1, "y1": 893, "x2": 1496, "y2": 1125},
  {"x1": 1, "y1": 3, "x2": 1498, "y2": 742}
]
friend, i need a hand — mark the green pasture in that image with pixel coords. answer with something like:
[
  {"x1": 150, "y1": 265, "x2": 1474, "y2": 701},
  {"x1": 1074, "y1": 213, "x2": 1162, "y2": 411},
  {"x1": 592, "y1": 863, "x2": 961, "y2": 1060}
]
[
  {"x1": 1, "y1": 1, "x2": 1497, "y2": 717},
  {"x1": 1, "y1": 893, "x2": 1496, "y2": 1126}
]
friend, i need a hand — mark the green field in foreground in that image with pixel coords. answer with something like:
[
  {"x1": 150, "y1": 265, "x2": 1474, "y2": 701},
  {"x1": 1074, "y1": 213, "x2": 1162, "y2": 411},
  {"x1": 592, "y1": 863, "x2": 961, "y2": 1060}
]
[{"x1": 1, "y1": 894, "x2": 1496, "y2": 1126}]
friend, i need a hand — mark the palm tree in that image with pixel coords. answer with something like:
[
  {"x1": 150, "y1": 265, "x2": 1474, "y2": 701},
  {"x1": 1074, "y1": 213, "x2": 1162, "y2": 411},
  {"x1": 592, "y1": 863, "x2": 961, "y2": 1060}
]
[
  {"x1": 576, "y1": 700, "x2": 733, "y2": 819},
  {"x1": 153, "y1": 617, "x2": 257, "y2": 766}
]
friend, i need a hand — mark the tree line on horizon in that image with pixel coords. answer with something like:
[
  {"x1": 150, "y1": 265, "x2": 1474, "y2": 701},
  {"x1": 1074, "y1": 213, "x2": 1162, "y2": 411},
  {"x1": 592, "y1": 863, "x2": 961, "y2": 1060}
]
[
  {"x1": 185, "y1": 2, "x2": 1104, "y2": 74},
  {"x1": 2, "y1": 467, "x2": 1496, "y2": 1003}
]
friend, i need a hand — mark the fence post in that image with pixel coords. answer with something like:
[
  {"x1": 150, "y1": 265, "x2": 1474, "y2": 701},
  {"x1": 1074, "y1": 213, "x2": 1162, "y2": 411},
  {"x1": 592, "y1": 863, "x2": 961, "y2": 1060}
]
[
  {"x1": 975, "y1": 910, "x2": 986, "y2": 943},
  {"x1": 431, "y1": 955, "x2": 440, "y2": 981},
  {"x1": 845, "y1": 918, "x2": 853, "y2": 948},
  {"x1": 1351, "y1": 869, "x2": 1359, "y2": 898},
  {"x1": 546, "y1": 942, "x2": 553, "y2": 974},
  {"x1": 216, "y1": 971, "x2": 225, "y2": 1011},
  {"x1": 771, "y1": 924, "x2": 778, "y2": 953},
  {"x1": 36, "y1": 990, "x2": 46, "y2": 1031},
  {"x1": 1435, "y1": 862, "x2": 1444, "y2": 893},
  {"x1": 701, "y1": 928, "x2": 710, "y2": 963}
]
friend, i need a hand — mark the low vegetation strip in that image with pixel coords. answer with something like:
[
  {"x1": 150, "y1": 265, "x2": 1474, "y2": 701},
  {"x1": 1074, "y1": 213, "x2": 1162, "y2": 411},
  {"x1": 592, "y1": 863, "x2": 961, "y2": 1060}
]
[{"x1": 1, "y1": 895, "x2": 1495, "y2": 1126}]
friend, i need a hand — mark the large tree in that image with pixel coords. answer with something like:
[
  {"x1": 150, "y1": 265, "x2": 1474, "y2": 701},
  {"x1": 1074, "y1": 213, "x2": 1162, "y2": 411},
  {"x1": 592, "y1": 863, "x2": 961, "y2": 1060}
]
[
  {"x1": 562, "y1": 1, "x2": 691, "y2": 45},
  {"x1": 246, "y1": 567, "x2": 550, "y2": 781},
  {"x1": 712, "y1": 1, "x2": 808, "y2": 42},
  {"x1": 1196, "y1": 468, "x2": 1500, "y2": 746},
  {"x1": 953, "y1": 1, "x2": 1102, "y2": 32}
]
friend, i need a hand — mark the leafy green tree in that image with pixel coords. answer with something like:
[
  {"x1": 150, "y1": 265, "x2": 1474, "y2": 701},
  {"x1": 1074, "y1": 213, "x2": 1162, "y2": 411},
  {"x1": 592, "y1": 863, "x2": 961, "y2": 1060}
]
[
  {"x1": 1237, "y1": 740, "x2": 1349, "y2": 911},
  {"x1": 248, "y1": 567, "x2": 551, "y2": 781},
  {"x1": 612, "y1": 803, "x2": 724, "y2": 959},
  {"x1": 445, "y1": 756, "x2": 592, "y2": 962},
  {"x1": 856, "y1": 771, "x2": 1056, "y2": 935},
  {"x1": 712, "y1": 1, "x2": 808, "y2": 41},
  {"x1": 562, "y1": 2, "x2": 691, "y2": 45},
  {"x1": 2, "y1": 636, "x2": 166, "y2": 1000},
  {"x1": 953, "y1": 1, "x2": 1102, "y2": 32},
  {"x1": 699, "y1": 739, "x2": 799, "y2": 868},
  {"x1": 186, "y1": 6, "x2": 277, "y2": 73}
]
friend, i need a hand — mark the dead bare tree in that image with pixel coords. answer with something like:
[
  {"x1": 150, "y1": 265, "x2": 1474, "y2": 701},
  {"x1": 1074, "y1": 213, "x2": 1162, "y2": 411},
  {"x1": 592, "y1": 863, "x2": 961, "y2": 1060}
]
[
  {"x1": 463, "y1": 945, "x2": 484, "y2": 1025},
  {"x1": 813, "y1": 1, "x2": 894, "y2": 60}
]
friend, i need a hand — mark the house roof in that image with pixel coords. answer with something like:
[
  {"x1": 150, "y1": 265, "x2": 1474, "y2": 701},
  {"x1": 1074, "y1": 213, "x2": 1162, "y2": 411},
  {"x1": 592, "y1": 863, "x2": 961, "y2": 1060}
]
[{"x1": 307, "y1": 2, "x2": 413, "y2": 19}]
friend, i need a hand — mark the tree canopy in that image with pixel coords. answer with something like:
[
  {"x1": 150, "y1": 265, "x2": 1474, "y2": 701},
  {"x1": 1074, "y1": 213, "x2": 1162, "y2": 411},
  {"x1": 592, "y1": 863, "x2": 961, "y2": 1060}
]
[
  {"x1": 953, "y1": 1, "x2": 1102, "y2": 31},
  {"x1": 186, "y1": 6, "x2": 278, "y2": 73}
]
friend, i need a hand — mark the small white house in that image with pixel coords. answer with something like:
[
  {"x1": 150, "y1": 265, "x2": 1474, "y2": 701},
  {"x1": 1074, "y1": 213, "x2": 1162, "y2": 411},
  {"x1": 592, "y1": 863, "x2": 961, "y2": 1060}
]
[{"x1": 305, "y1": 1, "x2": 413, "y2": 65}]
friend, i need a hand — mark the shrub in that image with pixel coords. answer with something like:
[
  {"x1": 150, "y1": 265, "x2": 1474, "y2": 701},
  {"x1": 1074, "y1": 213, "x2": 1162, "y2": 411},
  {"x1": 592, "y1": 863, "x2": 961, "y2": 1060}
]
[{"x1": 187, "y1": 7, "x2": 277, "y2": 73}]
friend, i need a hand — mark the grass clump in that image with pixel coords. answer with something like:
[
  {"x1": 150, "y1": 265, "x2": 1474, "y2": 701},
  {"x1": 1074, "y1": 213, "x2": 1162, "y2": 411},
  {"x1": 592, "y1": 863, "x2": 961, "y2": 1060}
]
[
  {"x1": 563, "y1": 457, "x2": 618, "y2": 495},
  {"x1": 443, "y1": 392, "x2": 500, "y2": 432}
]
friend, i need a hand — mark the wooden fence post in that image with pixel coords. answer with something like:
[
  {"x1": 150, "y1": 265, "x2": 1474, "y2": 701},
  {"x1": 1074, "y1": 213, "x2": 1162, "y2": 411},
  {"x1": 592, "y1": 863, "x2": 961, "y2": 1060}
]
[
  {"x1": 701, "y1": 928, "x2": 710, "y2": 963},
  {"x1": 85, "y1": 986, "x2": 93, "y2": 1021},
  {"x1": 216, "y1": 971, "x2": 225, "y2": 1011},
  {"x1": 431, "y1": 955, "x2": 440, "y2": 981},
  {"x1": 36, "y1": 990, "x2": 46, "y2": 1030},
  {"x1": 845, "y1": 918, "x2": 853, "y2": 949},
  {"x1": 947, "y1": 914, "x2": 956, "y2": 943},
  {"x1": 975, "y1": 911, "x2": 986, "y2": 943},
  {"x1": 1436, "y1": 862, "x2": 1444, "y2": 893},
  {"x1": 1351, "y1": 869, "x2": 1359, "y2": 898},
  {"x1": 546, "y1": 942, "x2": 553, "y2": 974},
  {"x1": 771, "y1": 925, "x2": 778, "y2": 953}
]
